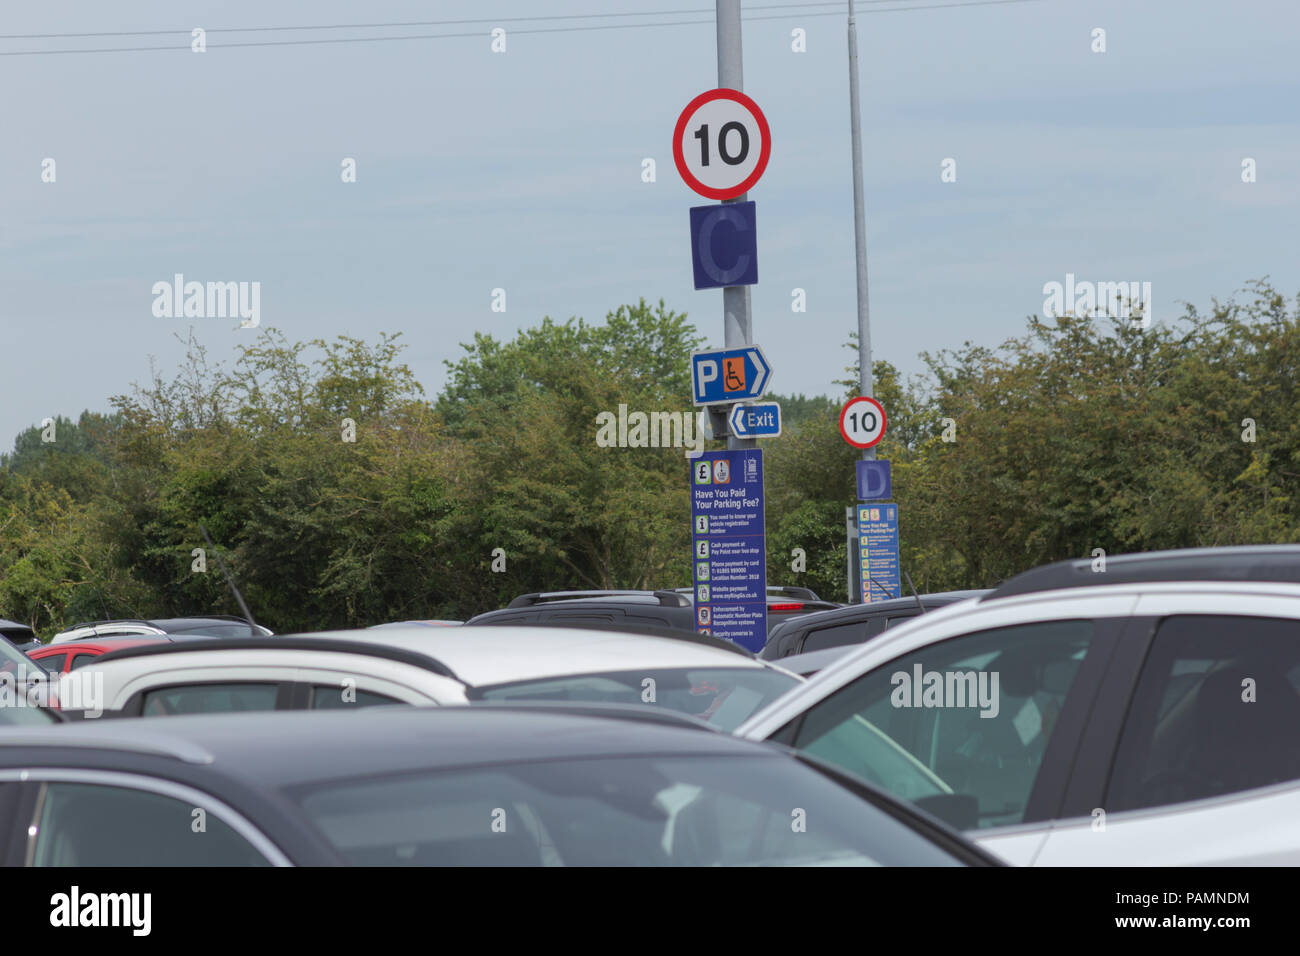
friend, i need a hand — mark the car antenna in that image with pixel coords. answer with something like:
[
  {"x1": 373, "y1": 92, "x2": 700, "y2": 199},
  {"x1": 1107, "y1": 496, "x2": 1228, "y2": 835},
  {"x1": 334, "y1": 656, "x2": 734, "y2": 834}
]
[
  {"x1": 867, "y1": 576, "x2": 897, "y2": 600},
  {"x1": 199, "y1": 525, "x2": 260, "y2": 637},
  {"x1": 903, "y1": 569, "x2": 925, "y2": 613}
]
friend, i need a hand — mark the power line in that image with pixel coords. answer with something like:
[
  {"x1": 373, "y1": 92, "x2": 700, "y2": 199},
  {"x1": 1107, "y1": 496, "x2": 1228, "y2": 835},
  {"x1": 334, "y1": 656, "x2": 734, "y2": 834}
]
[
  {"x1": 0, "y1": 0, "x2": 1047, "y2": 57},
  {"x1": 0, "y1": 2, "x2": 946, "y2": 41}
]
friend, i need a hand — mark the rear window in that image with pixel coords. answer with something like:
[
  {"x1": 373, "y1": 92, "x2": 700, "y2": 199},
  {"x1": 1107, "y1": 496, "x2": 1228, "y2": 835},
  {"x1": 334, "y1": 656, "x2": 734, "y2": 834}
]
[
  {"x1": 292, "y1": 754, "x2": 970, "y2": 867},
  {"x1": 468, "y1": 667, "x2": 799, "y2": 732}
]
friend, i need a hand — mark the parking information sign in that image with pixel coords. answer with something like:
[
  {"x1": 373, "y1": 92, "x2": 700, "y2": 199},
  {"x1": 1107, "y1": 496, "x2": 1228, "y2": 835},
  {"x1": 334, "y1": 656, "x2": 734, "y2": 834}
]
[
  {"x1": 690, "y1": 449, "x2": 767, "y2": 652},
  {"x1": 857, "y1": 503, "x2": 900, "y2": 604}
]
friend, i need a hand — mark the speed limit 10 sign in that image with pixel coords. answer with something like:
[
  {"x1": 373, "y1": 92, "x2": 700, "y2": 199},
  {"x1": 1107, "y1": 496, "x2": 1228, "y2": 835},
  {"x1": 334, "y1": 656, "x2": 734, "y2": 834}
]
[
  {"x1": 673, "y1": 88, "x2": 772, "y2": 201},
  {"x1": 839, "y1": 396, "x2": 887, "y2": 449}
]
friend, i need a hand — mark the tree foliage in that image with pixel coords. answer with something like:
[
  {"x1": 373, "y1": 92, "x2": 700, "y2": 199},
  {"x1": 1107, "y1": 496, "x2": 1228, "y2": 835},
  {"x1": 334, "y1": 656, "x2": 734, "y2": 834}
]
[{"x1": 3, "y1": 283, "x2": 1298, "y2": 635}]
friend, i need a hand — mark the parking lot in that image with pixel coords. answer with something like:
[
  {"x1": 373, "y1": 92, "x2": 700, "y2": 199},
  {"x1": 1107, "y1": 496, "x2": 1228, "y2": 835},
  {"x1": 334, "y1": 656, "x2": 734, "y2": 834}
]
[{"x1": 0, "y1": 0, "x2": 1293, "y2": 939}]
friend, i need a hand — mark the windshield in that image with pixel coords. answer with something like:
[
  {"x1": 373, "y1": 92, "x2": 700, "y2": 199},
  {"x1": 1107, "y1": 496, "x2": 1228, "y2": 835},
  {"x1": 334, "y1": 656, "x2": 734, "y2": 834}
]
[
  {"x1": 293, "y1": 754, "x2": 969, "y2": 867},
  {"x1": 468, "y1": 666, "x2": 799, "y2": 732}
]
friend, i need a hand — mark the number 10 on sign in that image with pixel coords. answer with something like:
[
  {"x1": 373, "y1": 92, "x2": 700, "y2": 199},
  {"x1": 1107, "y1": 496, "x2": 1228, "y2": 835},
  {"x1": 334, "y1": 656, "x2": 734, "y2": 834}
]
[{"x1": 839, "y1": 396, "x2": 886, "y2": 449}]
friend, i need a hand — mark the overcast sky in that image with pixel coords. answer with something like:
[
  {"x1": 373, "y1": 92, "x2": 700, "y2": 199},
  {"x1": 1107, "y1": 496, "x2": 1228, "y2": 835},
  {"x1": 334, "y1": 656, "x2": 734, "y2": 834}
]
[{"x1": 2, "y1": 0, "x2": 1297, "y2": 445}]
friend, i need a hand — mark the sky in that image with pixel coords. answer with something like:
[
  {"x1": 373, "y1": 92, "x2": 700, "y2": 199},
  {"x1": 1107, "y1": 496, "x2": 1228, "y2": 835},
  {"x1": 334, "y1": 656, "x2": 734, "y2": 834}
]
[{"x1": 2, "y1": 0, "x2": 1297, "y2": 445}]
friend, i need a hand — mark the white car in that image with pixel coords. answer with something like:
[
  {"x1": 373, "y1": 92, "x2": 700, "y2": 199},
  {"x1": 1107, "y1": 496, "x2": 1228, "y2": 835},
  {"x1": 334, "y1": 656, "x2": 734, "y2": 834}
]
[
  {"x1": 734, "y1": 545, "x2": 1300, "y2": 866},
  {"x1": 66, "y1": 626, "x2": 801, "y2": 732}
]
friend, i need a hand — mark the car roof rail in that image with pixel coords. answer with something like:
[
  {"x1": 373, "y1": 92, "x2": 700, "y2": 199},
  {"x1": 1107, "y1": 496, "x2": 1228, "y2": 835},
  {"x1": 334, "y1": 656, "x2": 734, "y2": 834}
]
[
  {"x1": 64, "y1": 619, "x2": 160, "y2": 632},
  {"x1": 767, "y1": 586, "x2": 821, "y2": 601},
  {"x1": 87, "y1": 637, "x2": 464, "y2": 683},
  {"x1": 0, "y1": 732, "x2": 214, "y2": 764},
  {"x1": 506, "y1": 590, "x2": 690, "y2": 609},
  {"x1": 985, "y1": 545, "x2": 1300, "y2": 601}
]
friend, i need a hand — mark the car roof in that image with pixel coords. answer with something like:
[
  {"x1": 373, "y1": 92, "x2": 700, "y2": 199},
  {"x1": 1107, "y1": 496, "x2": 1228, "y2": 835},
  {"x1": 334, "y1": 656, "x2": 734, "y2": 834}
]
[
  {"x1": 985, "y1": 545, "x2": 1300, "y2": 600},
  {"x1": 765, "y1": 590, "x2": 989, "y2": 635},
  {"x1": 0, "y1": 706, "x2": 780, "y2": 789},
  {"x1": 86, "y1": 625, "x2": 773, "y2": 687},
  {"x1": 298, "y1": 625, "x2": 769, "y2": 685}
]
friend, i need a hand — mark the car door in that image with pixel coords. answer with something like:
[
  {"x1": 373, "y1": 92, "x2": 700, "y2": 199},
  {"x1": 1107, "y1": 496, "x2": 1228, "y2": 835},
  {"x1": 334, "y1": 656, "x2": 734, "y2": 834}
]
[
  {"x1": 2, "y1": 773, "x2": 288, "y2": 865},
  {"x1": 772, "y1": 617, "x2": 1120, "y2": 847},
  {"x1": 1031, "y1": 608, "x2": 1300, "y2": 865}
]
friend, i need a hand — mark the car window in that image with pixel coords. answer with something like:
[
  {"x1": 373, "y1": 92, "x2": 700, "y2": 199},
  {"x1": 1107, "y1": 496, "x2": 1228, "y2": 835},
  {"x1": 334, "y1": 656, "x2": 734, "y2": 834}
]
[
  {"x1": 802, "y1": 617, "x2": 887, "y2": 653},
  {"x1": 1107, "y1": 615, "x2": 1300, "y2": 812},
  {"x1": 68, "y1": 654, "x2": 98, "y2": 671},
  {"x1": 30, "y1": 782, "x2": 271, "y2": 866},
  {"x1": 884, "y1": 613, "x2": 921, "y2": 629},
  {"x1": 32, "y1": 653, "x2": 65, "y2": 674},
  {"x1": 310, "y1": 685, "x2": 402, "y2": 709},
  {"x1": 788, "y1": 620, "x2": 1095, "y2": 829},
  {"x1": 293, "y1": 754, "x2": 971, "y2": 867},
  {"x1": 140, "y1": 683, "x2": 281, "y2": 716}
]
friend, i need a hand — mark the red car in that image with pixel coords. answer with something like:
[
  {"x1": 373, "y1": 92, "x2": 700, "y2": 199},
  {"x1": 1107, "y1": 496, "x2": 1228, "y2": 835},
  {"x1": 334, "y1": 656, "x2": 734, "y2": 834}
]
[{"x1": 27, "y1": 638, "x2": 169, "y2": 675}]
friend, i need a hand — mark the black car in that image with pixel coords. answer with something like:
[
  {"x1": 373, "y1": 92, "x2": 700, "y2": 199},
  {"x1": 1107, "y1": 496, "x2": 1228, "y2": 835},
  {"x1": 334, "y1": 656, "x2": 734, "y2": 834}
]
[
  {"x1": 467, "y1": 588, "x2": 840, "y2": 640},
  {"x1": 0, "y1": 618, "x2": 39, "y2": 653},
  {"x1": 0, "y1": 706, "x2": 1000, "y2": 866},
  {"x1": 759, "y1": 589, "x2": 989, "y2": 659},
  {"x1": 466, "y1": 590, "x2": 696, "y2": 633}
]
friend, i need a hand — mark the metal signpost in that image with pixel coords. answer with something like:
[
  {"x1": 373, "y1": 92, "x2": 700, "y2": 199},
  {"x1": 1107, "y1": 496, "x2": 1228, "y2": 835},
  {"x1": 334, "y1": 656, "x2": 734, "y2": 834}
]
[{"x1": 676, "y1": 2, "x2": 778, "y2": 648}]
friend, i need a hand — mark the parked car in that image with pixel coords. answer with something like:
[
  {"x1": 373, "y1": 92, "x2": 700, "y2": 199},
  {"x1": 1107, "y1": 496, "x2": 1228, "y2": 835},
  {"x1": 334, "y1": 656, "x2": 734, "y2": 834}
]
[
  {"x1": 0, "y1": 706, "x2": 1001, "y2": 866},
  {"x1": 67, "y1": 625, "x2": 802, "y2": 732},
  {"x1": 466, "y1": 590, "x2": 696, "y2": 632},
  {"x1": 0, "y1": 635, "x2": 64, "y2": 726},
  {"x1": 735, "y1": 545, "x2": 1300, "y2": 866},
  {"x1": 760, "y1": 590, "x2": 990, "y2": 660},
  {"x1": 0, "y1": 618, "x2": 39, "y2": 653},
  {"x1": 678, "y1": 586, "x2": 843, "y2": 636},
  {"x1": 49, "y1": 616, "x2": 273, "y2": 644},
  {"x1": 28, "y1": 638, "x2": 171, "y2": 674},
  {"x1": 468, "y1": 588, "x2": 840, "y2": 641}
]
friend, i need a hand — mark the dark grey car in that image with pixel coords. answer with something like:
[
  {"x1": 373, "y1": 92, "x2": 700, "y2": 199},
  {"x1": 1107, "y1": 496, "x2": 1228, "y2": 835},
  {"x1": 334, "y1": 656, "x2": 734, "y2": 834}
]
[
  {"x1": 0, "y1": 706, "x2": 1000, "y2": 866},
  {"x1": 759, "y1": 590, "x2": 989, "y2": 660}
]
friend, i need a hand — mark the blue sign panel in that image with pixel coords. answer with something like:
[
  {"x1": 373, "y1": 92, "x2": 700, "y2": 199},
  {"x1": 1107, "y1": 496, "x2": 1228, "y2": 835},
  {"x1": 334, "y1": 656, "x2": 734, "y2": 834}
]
[
  {"x1": 857, "y1": 503, "x2": 900, "y2": 604},
  {"x1": 856, "y1": 458, "x2": 892, "y2": 500},
  {"x1": 729, "y1": 402, "x2": 782, "y2": 439},
  {"x1": 690, "y1": 201, "x2": 758, "y2": 290},
  {"x1": 690, "y1": 449, "x2": 767, "y2": 652},
  {"x1": 691, "y1": 345, "x2": 772, "y2": 405}
]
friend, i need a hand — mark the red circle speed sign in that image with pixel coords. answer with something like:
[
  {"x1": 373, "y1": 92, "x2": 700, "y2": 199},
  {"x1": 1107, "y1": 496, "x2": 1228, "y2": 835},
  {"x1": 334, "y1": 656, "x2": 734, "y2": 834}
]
[
  {"x1": 673, "y1": 88, "x2": 772, "y2": 200},
  {"x1": 839, "y1": 396, "x2": 887, "y2": 449}
]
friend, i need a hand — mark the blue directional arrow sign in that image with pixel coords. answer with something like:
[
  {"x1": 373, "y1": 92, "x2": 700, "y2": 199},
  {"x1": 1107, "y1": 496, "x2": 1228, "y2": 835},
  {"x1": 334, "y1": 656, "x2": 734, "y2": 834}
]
[
  {"x1": 729, "y1": 402, "x2": 782, "y2": 439},
  {"x1": 691, "y1": 346, "x2": 772, "y2": 406}
]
